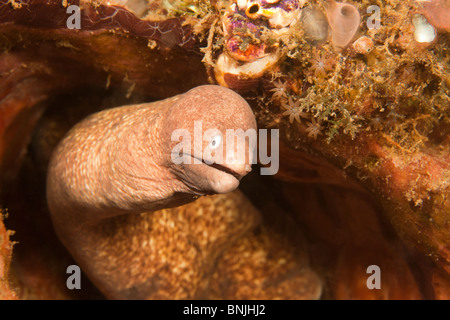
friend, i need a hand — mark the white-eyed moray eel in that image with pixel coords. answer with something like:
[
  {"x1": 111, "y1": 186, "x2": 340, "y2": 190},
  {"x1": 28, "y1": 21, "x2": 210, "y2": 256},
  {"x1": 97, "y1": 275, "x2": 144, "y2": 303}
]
[{"x1": 46, "y1": 85, "x2": 257, "y2": 299}]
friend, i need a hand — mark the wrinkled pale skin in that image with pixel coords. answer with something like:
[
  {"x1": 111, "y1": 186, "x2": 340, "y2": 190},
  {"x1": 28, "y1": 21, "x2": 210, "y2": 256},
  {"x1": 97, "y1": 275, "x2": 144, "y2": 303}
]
[{"x1": 46, "y1": 85, "x2": 257, "y2": 299}]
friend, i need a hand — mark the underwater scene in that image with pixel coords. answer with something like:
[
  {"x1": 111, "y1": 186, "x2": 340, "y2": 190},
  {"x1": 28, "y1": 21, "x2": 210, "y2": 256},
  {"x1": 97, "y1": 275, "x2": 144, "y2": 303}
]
[{"x1": 0, "y1": 0, "x2": 449, "y2": 300}]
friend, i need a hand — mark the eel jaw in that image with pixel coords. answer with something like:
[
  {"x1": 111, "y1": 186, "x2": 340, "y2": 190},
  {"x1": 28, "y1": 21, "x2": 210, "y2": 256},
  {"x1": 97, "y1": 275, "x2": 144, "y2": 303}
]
[{"x1": 173, "y1": 154, "x2": 252, "y2": 195}]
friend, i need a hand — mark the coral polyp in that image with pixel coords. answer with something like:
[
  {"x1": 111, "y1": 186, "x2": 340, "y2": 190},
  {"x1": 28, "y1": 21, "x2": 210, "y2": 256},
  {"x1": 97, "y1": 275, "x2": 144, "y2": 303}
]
[
  {"x1": 282, "y1": 96, "x2": 307, "y2": 123},
  {"x1": 269, "y1": 79, "x2": 289, "y2": 101},
  {"x1": 305, "y1": 118, "x2": 324, "y2": 140},
  {"x1": 307, "y1": 50, "x2": 335, "y2": 78}
]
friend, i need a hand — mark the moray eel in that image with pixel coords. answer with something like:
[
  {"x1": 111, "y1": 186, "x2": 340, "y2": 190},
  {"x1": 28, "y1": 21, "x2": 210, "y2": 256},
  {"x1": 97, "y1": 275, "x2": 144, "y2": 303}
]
[{"x1": 46, "y1": 85, "x2": 257, "y2": 299}]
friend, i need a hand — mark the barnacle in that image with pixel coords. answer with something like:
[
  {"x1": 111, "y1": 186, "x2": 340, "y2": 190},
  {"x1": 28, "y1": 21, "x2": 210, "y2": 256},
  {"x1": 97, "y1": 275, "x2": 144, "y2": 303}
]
[{"x1": 212, "y1": 0, "x2": 303, "y2": 90}]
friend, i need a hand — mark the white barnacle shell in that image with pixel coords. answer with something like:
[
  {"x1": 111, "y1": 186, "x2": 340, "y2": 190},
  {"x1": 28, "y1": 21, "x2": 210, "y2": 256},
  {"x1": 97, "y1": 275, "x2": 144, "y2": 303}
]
[
  {"x1": 412, "y1": 14, "x2": 436, "y2": 43},
  {"x1": 214, "y1": 51, "x2": 280, "y2": 91},
  {"x1": 268, "y1": 6, "x2": 301, "y2": 28},
  {"x1": 236, "y1": 0, "x2": 248, "y2": 11},
  {"x1": 237, "y1": 0, "x2": 303, "y2": 29}
]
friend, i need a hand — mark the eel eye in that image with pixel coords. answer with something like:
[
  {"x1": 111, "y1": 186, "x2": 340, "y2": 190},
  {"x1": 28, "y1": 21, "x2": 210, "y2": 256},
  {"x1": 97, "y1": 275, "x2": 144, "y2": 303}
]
[{"x1": 209, "y1": 134, "x2": 222, "y2": 150}]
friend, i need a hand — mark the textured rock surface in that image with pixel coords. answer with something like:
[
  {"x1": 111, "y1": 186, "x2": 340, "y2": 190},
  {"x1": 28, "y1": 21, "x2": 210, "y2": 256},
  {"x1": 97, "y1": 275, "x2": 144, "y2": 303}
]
[{"x1": 0, "y1": 213, "x2": 17, "y2": 300}]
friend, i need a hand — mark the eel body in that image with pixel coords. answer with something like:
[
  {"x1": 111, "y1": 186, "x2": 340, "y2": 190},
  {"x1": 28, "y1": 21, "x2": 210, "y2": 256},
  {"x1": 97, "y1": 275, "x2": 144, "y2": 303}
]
[{"x1": 46, "y1": 85, "x2": 257, "y2": 298}]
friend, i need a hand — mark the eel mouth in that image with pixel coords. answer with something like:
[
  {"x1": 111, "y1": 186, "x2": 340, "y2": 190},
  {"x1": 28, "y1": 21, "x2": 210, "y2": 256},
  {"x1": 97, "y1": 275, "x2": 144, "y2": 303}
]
[
  {"x1": 189, "y1": 155, "x2": 245, "y2": 193},
  {"x1": 170, "y1": 152, "x2": 243, "y2": 194},
  {"x1": 189, "y1": 154, "x2": 249, "y2": 181},
  {"x1": 209, "y1": 162, "x2": 243, "y2": 181}
]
